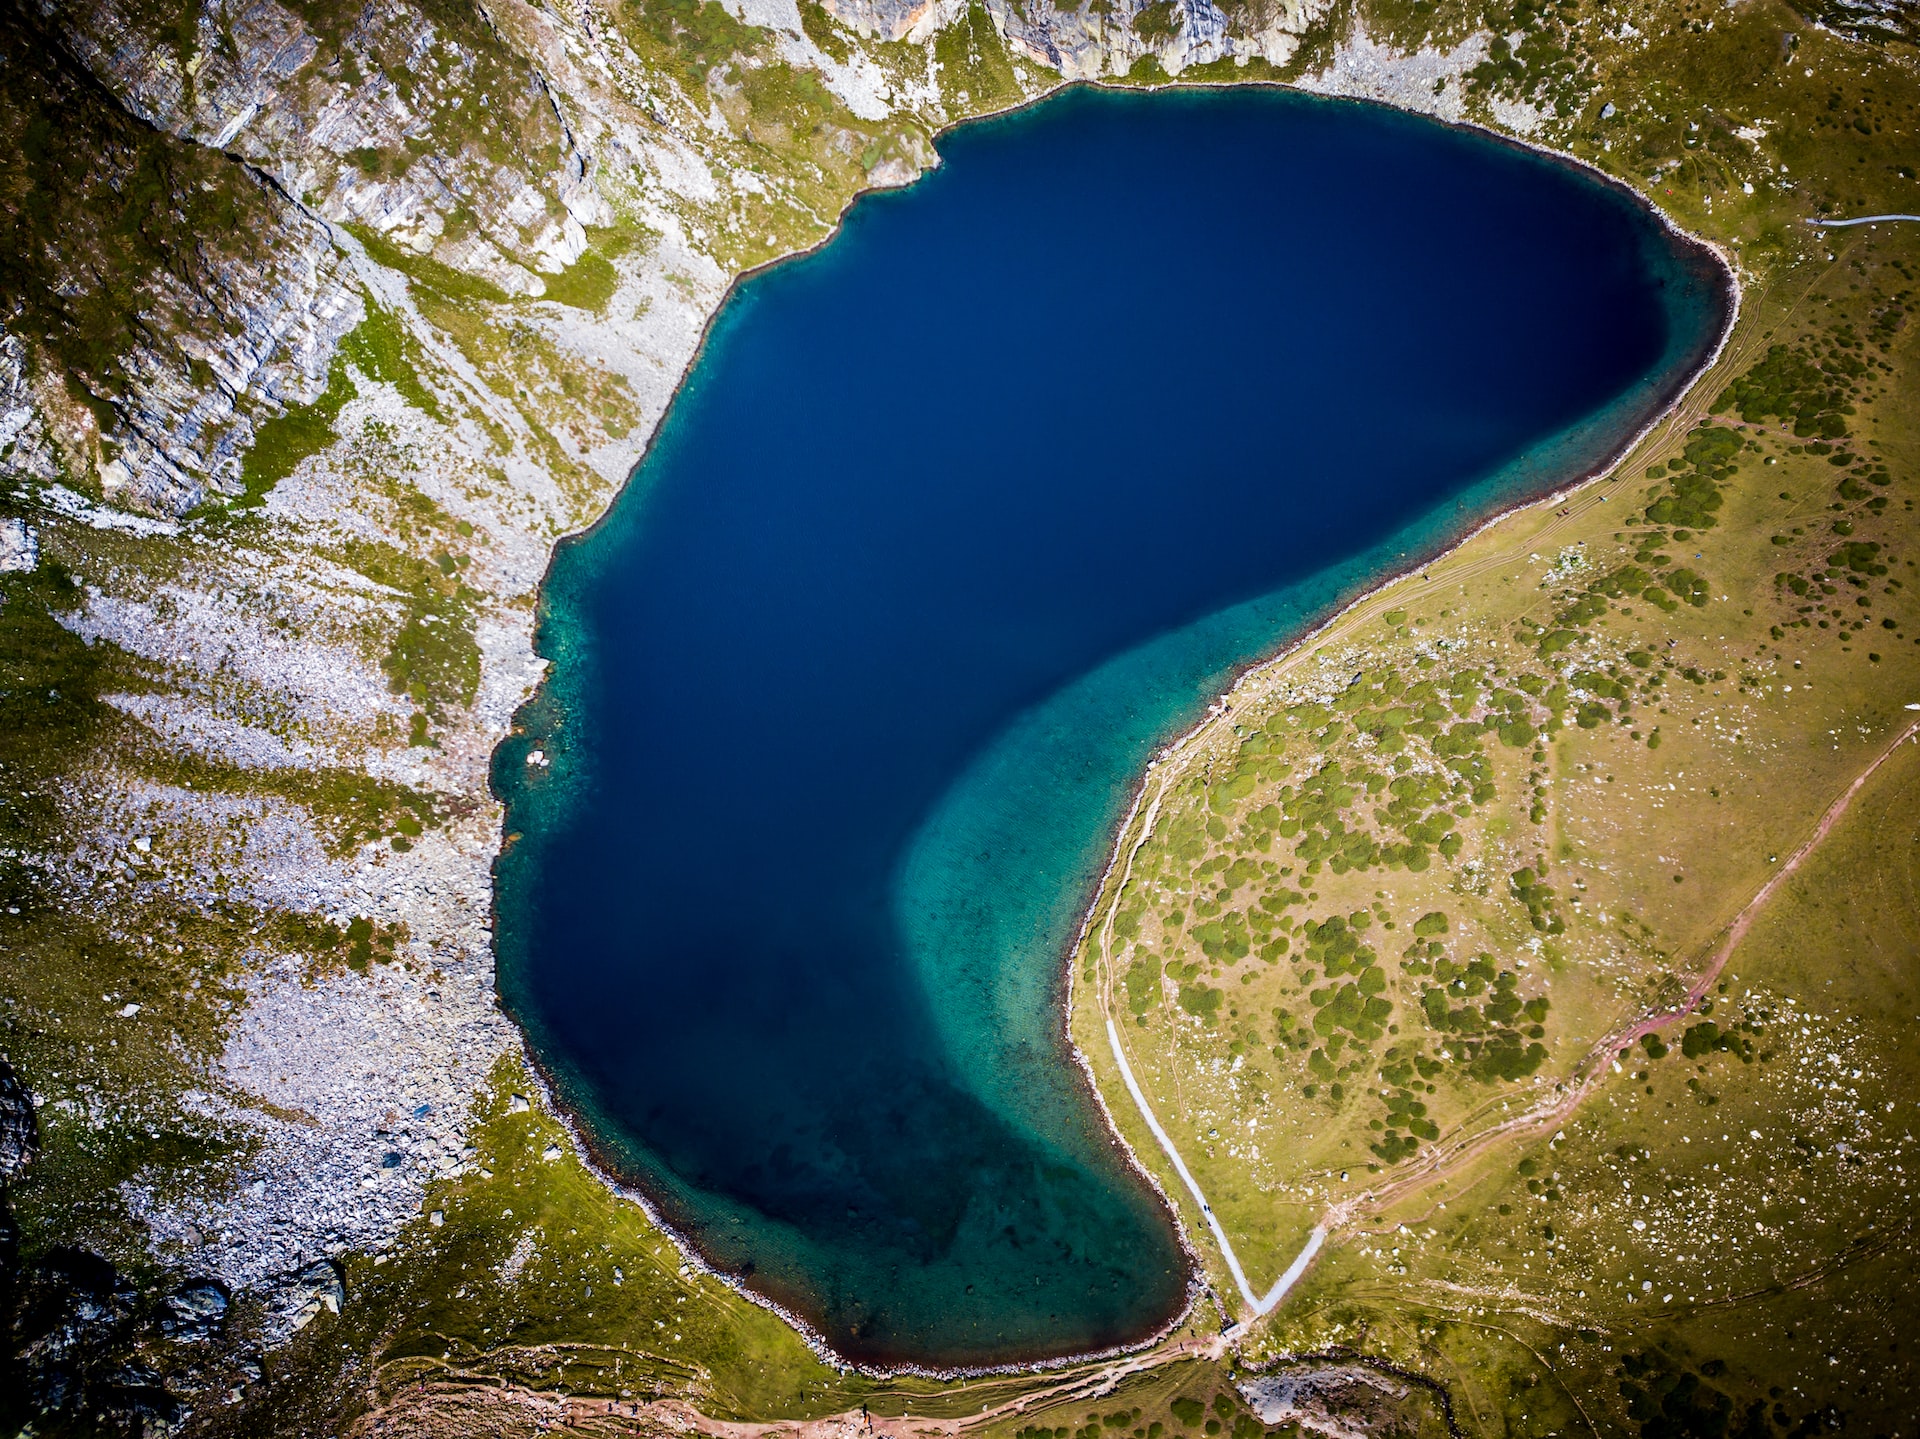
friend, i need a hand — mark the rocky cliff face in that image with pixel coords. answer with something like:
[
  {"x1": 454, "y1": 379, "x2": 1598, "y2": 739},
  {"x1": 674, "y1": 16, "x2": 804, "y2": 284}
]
[
  {"x1": 822, "y1": 0, "x2": 1319, "y2": 74},
  {"x1": 0, "y1": 3, "x2": 359, "y2": 514},
  {"x1": 44, "y1": 0, "x2": 599, "y2": 291},
  {"x1": 1790, "y1": 0, "x2": 1919, "y2": 44}
]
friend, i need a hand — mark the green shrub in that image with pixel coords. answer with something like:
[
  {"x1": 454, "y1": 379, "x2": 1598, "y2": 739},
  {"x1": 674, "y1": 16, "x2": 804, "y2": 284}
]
[
  {"x1": 1124, "y1": 953, "x2": 1161, "y2": 1015},
  {"x1": 1718, "y1": 344, "x2": 1850, "y2": 438},
  {"x1": 1178, "y1": 984, "x2": 1223, "y2": 1023}
]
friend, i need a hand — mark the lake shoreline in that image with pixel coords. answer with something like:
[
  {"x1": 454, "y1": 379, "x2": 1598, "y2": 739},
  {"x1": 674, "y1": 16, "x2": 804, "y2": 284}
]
[
  {"x1": 1061, "y1": 181, "x2": 1739, "y2": 1320},
  {"x1": 488, "y1": 74, "x2": 1740, "y2": 1379}
]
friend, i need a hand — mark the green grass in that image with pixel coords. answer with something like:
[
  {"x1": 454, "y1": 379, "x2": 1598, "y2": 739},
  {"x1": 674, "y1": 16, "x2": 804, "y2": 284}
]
[
  {"x1": 235, "y1": 353, "x2": 357, "y2": 508},
  {"x1": 338, "y1": 296, "x2": 444, "y2": 419},
  {"x1": 1133, "y1": 1, "x2": 1180, "y2": 43},
  {"x1": 931, "y1": 3, "x2": 1022, "y2": 109},
  {"x1": 205, "y1": 1057, "x2": 872, "y2": 1435},
  {"x1": 337, "y1": 537, "x2": 481, "y2": 719},
  {"x1": 1265, "y1": 727, "x2": 1920, "y2": 1432},
  {"x1": 539, "y1": 248, "x2": 621, "y2": 312},
  {"x1": 1067, "y1": 9, "x2": 1920, "y2": 1430},
  {"x1": 798, "y1": 0, "x2": 850, "y2": 61},
  {"x1": 9, "y1": 1, "x2": 1920, "y2": 1434},
  {"x1": 0, "y1": 568, "x2": 268, "y2": 1271},
  {"x1": 617, "y1": 0, "x2": 767, "y2": 93},
  {"x1": 347, "y1": 222, "x2": 513, "y2": 308}
]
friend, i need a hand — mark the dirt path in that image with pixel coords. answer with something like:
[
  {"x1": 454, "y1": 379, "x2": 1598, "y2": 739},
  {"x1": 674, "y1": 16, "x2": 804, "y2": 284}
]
[
  {"x1": 1098, "y1": 690, "x2": 1914, "y2": 1328},
  {"x1": 359, "y1": 1332, "x2": 1237, "y2": 1439},
  {"x1": 1085, "y1": 485, "x2": 1920, "y2": 1322},
  {"x1": 1072, "y1": 243, "x2": 1894, "y2": 1323},
  {"x1": 1327, "y1": 715, "x2": 1920, "y2": 1234}
]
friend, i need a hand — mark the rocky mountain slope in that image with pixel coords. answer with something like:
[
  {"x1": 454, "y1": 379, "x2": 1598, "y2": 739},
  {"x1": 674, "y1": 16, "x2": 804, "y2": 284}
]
[{"x1": 0, "y1": 0, "x2": 1912, "y2": 1432}]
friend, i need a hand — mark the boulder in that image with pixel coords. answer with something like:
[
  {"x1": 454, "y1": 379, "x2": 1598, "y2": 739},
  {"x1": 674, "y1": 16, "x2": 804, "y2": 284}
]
[
  {"x1": 284, "y1": 1259, "x2": 346, "y2": 1332},
  {"x1": 0, "y1": 1057, "x2": 37, "y2": 1180},
  {"x1": 158, "y1": 1280, "x2": 229, "y2": 1341}
]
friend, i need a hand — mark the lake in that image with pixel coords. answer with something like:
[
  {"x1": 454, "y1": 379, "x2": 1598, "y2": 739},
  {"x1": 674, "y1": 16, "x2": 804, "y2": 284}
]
[{"x1": 492, "y1": 83, "x2": 1729, "y2": 1370}]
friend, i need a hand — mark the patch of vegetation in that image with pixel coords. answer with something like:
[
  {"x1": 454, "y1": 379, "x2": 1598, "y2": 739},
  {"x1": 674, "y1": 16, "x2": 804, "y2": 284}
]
[
  {"x1": 0, "y1": 562, "x2": 113, "y2": 818},
  {"x1": 1717, "y1": 343, "x2": 1855, "y2": 439},
  {"x1": 0, "y1": 562, "x2": 269, "y2": 1253},
  {"x1": 339, "y1": 538, "x2": 481, "y2": 723},
  {"x1": 1133, "y1": 1, "x2": 1181, "y2": 43},
  {"x1": 931, "y1": 3, "x2": 1022, "y2": 109},
  {"x1": 797, "y1": 0, "x2": 850, "y2": 61},
  {"x1": 347, "y1": 223, "x2": 513, "y2": 308},
  {"x1": 741, "y1": 62, "x2": 840, "y2": 132},
  {"x1": 236, "y1": 352, "x2": 357, "y2": 508},
  {"x1": 1643, "y1": 424, "x2": 1740, "y2": 531},
  {"x1": 538, "y1": 248, "x2": 621, "y2": 312},
  {"x1": 619, "y1": 0, "x2": 766, "y2": 93},
  {"x1": 339, "y1": 298, "x2": 443, "y2": 419}
]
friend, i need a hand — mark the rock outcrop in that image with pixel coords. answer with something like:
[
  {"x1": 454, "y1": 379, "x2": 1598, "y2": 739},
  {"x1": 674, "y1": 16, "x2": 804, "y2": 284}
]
[
  {"x1": 0, "y1": 1, "x2": 359, "y2": 515},
  {"x1": 0, "y1": 1058, "x2": 35, "y2": 1180}
]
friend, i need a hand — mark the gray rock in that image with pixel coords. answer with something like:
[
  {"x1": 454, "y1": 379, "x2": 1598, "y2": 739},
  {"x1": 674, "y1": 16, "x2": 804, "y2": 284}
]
[
  {"x1": 158, "y1": 1280, "x2": 229, "y2": 1341},
  {"x1": 1799, "y1": 0, "x2": 1919, "y2": 45},
  {"x1": 823, "y1": 0, "x2": 956, "y2": 42},
  {"x1": 1239, "y1": 1364, "x2": 1449, "y2": 1439},
  {"x1": 4, "y1": 1248, "x2": 179, "y2": 1433},
  {"x1": 0, "y1": 1055, "x2": 38, "y2": 1181},
  {"x1": 0, "y1": 330, "x2": 60, "y2": 486},
  {"x1": 281, "y1": 1258, "x2": 345, "y2": 1332}
]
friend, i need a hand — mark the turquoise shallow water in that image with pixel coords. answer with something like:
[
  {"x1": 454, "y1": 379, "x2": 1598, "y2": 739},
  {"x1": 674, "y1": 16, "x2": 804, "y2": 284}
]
[{"x1": 492, "y1": 85, "x2": 1729, "y2": 1369}]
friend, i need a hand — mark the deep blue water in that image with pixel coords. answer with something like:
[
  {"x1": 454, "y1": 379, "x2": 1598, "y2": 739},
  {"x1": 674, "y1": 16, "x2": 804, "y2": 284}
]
[{"x1": 493, "y1": 85, "x2": 1728, "y2": 1369}]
